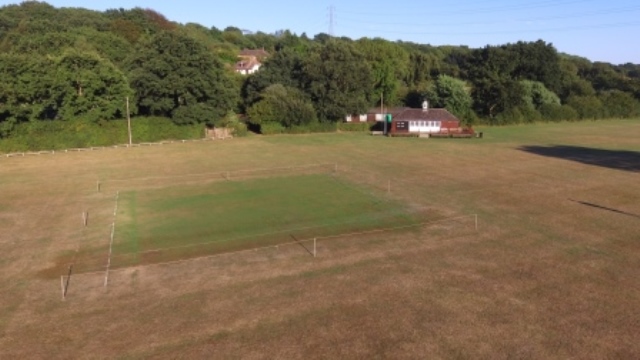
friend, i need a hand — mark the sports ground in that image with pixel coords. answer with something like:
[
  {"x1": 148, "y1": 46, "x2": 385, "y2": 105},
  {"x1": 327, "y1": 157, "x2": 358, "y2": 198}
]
[{"x1": 0, "y1": 119, "x2": 638, "y2": 358}]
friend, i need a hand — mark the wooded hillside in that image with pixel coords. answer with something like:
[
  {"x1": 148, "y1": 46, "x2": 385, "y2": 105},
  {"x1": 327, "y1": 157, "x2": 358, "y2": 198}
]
[{"x1": 1, "y1": 1, "x2": 639, "y2": 145}]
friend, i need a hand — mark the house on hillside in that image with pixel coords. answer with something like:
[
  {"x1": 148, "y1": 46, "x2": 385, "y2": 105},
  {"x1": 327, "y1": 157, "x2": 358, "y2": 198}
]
[{"x1": 235, "y1": 48, "x2": 270, "y2": 75}]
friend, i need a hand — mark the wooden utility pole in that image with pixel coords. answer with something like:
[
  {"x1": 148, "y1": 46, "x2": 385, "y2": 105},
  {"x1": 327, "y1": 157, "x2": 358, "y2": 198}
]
[
  {"x1": 381, "y1": 92, "x2": 386, "y2": 135},
  {"x1": 126, "y1": 97, "x2": 132, "y2": 146}
]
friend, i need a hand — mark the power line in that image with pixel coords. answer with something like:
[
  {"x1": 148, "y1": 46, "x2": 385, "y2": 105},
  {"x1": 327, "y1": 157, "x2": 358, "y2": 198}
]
[
  {"x1": 338, "y1": 0, "x2": 598, "y2": 17},
  {"x1": 338, "y1": 20, "x2": 640, "y2": 36},
  {"x1": 337, "y1": 5, "x2": 640, "y2": 28}
]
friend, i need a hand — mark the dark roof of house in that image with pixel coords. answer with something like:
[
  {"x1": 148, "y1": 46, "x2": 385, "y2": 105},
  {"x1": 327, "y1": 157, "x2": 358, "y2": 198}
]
[
  {"x1": 239, "y1": 49, "x2": 270, "y2": 58},
  {"x1": 394, "y1": 108, "x2": 459, "y2": 122}
]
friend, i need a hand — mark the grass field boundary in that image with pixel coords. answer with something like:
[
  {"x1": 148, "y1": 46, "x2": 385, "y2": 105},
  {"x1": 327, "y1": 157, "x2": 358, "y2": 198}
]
[
  {"x1": 336, "y1": 164, "x2": 426, "y2": 192},
  {"x1": 103, "y1": 191, "x2": 120, "y2": 288},
  {"x1": 1, "y1": 137, "x2": 227, "y2": 159},
  {"x1": 74, "y1": 214, "x2": 478, "y2": 276},
  {"x1": 91, "y1": 207, "x2": 415, "y2": 261},
  {"x1": 98, "y1": 163, "x2": 337, "y2": 191},
  {"x1": 52, "y1": 207, "x2": 416, "y2": 267}
]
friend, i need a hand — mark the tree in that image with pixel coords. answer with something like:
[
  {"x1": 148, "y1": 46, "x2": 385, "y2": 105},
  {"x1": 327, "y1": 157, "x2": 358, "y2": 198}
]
[
  {"x1": 355, "y1": 38, "x2": 409, "y2": 106},
  {"x1": 303, "y1": 41, "x2": 374, "y2": 121},
  {"x1": 426, "y1": 75, "x2": 473, "y2": 121},
  {"x1": 567, "y1": 95, "x2": 604, "y2": 120},
  {"x1": 539, "y1": 104, "x2": 579, "y2": 122},
  {"x1": 52, "y1": 49, "x2": 134, "y2": 122},
  {"x1": 599, "y1": 90, "x2": 640, "y2": 118},
  {"x1": 510, "y1": 40, "x2": 562, "y2": 92},
  {"x1": 127, "y1": 31, "x2": 238, "y2": 125},
  {"x1": 247, "y1": 84, "x2": 317, "y2": 128},
  {"x1": 520, "y1": 80, "x2": 561, "y2": 109},
  {"x1": 0, "y1": 53, "x2": 56, "y2": 133},
  {"x1": 0, "y1": 49, "x2": 132, "y2": 138},
  {"x1": 472, "y1": 78, "x2": 525, "y2": 119},
  {"x1": 241, "y1": 48, "x2": 306, "y2": 109}
]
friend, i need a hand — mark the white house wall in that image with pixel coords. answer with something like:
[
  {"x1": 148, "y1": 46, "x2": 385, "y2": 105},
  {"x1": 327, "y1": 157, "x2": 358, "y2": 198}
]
[{"x1": 408, "y1": 120, "x2": 441, "y2": 133}]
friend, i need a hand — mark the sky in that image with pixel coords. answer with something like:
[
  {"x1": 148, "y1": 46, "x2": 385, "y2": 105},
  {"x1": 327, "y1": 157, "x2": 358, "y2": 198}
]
[{"x1": 4, "y1": 0, "x2": 640, "y2": 64}]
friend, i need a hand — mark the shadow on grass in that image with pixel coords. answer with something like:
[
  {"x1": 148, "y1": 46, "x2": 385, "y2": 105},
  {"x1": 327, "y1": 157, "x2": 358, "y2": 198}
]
[
  {"x1": 519, "y1": 145, "x2": 640, "y2": 172},
  {"x1": 290, "y1": 234, "x2": 314, "y2": 256},
  {"x1": 569, "y1": 199, "x2": 640, "y2": 219}
]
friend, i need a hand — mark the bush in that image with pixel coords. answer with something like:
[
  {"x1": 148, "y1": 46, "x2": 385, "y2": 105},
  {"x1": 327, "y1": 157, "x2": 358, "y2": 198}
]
[
  {"x1": 215, "y1": 112, "x2": 248, "y2": 137},
  {"x1": 599, "y1": 90, "x2": 640, "y2": 118},
  {"x1": 567, "y1": 95, "x2": 604, "y2": 120},
  {"x1": 259, "y1": 122, "x2": 286, "y2": 135},
  {"x1": 298, "y1": 121, "x2": 337, "y2": 133},
  {"x1": 258, "y1": 120, "x2": 337, "y2": 135},
  {"x1": 493, "y1": 108, "x2": 524, "y2": 125},
  {"x1": 338, "y1": 122, "x2": 371, "y2": 132},
  {"x1": 230, "y1": 121, "x2": 248, "y2": 137},
  {"x1": 0, "y1": 117, "x2": 203, "y2": 152},
  {"x1": 519, "y1": 106, "x2": 542, "y2": 124},
  {"x1": 539, "y1": 104, "x2": 579, "y2": 122}
]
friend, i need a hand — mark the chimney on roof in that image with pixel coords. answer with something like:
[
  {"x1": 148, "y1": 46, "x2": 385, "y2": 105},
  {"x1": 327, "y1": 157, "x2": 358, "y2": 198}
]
[{"x1": 422, "y1": 100, "x2": 429, "y2": 111}]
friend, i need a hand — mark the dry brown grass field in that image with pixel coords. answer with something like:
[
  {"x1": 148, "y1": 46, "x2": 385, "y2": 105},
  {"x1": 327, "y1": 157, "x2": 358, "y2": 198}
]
[{"x1": 1, "y1": 120, "x2": 639, "y2": 359}]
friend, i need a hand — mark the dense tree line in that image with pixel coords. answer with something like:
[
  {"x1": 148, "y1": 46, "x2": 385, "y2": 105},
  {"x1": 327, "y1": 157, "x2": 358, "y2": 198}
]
[{"x1": 1, "y1": 1, "x2": 639, "y2": 142}]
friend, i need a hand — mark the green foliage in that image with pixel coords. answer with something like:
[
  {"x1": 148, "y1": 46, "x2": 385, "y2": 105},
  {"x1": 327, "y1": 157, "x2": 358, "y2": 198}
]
[
  {"x1": 539, "y1": 104, "x2": 579, "y2": 122},
  {"x1": 567, "y1": 95, "x2": 605, "y2": 120},
  {"x1": 338, "y1": 123, "x2": 372, "y2": 132},
  {"x1": 0, "y1": 53, "x2": 57, "y2": 128},
  {"x1": 259, "y1": 122, "x2": 286, "y2": 135},
  {"x1": 54, "y1": 49, "x2": 134, "y2": 122},
  {"x1": 256, "y1": 119, "x2": 336, "y2": 135},
  {"x1": 472, "y1": 78, "x2": 526, "y2": 118},
  {"x1": 0, "y1": 50, "x2": 132, "y2": 129},
  {"x1": 520, "y1": 80, "x2": 561, "y2": 109},
  {"x1": 427, "y1": 75, "x2": 474, "y2": 120},
  {"x1": 303, "y1": 40, "x2": 374, "y2": 121},
  {"x1": 288, "y1": 121, "x2": 337, "y2": 134},
  {"x1": 0, "y1": 117, "x2": 202, "y2": 152},
  {"x1": 129, "y1": 117, "x2": 203, "y2": 141},
  {"x1": 241, "y1": 48, "x2": 306, "y2": 109},
  {"x1": 355, "y1": 38, "x2": 410, "y2": 105},
  {"x1": 247, "y1": 84, "x2": 317, "y2": 127},
  {"x1": 599, "y1": 90, "x2": 640, "y2": 118},
  {"x1": 126, "y1": 31, "x2": 238, "y2": 125},
  {"x1": 214, "y1": 112, "x2": 248, "y2": 137},
  {"x1": 1, "y1": 2, "x2": 638, "y2": 146}
]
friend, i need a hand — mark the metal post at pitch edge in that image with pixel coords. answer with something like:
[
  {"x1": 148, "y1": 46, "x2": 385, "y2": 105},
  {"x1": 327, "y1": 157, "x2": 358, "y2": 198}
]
[
  {"x1": 60, "y1": 276, "x2": 65, "y2": 300},
  {"x1": 388, "y1": 180, "x2": 391, "y2": 194},
  {"x1": 475, "y1": 214, "x2": 478, "y2": 231},
  {"x1": 313, "y1": 238, "x2": 317, "y2": 258},
  {"x1": 97, "y1": 180, "x2": 100, "y2": 193}
]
